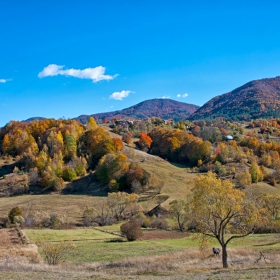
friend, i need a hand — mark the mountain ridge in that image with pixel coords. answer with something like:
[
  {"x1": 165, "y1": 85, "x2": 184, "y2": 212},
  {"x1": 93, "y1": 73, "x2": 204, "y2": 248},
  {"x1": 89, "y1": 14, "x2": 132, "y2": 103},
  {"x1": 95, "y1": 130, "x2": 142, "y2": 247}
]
[
  {"x1": 189, "y1": 76, "x2": 280, "y2": 121},
  {"x1": 74, "y1": 99, "x2": 199, "y2": 123},
  {"x1": 20, "y1": 76, "x2": 280, "y2": 124}
]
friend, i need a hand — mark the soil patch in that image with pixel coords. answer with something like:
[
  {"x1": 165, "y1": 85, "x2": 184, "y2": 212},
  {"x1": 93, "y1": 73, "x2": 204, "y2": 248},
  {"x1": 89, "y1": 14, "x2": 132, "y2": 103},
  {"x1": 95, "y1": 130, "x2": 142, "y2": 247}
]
[
  {"x1": 142, "y1": 230, "x2": 188, "y2": 240},
  {"x1": 0, "y1": 229, "x2": 21, "y2": 247},
  {"x1": 0, "y1": 229, "x2": 41, "y2": 263}
]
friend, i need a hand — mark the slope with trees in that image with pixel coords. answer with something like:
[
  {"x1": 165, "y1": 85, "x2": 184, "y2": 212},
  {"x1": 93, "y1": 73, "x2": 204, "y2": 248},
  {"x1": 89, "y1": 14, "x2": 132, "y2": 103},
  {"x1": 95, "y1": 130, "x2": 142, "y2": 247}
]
[{"x1": 189, "y1": 76, "x2": 280, "y2": 121}]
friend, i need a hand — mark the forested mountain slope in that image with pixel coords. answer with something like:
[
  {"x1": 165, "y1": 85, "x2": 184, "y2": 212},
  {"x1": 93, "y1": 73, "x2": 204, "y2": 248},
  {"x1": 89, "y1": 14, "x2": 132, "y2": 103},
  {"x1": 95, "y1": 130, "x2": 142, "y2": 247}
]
[
  {"x1": 75, "y1": 99, "x2": 199, "y2": 123},
  {"x1": 189, "y1": 76, "x2": 280, "y2": 121}
]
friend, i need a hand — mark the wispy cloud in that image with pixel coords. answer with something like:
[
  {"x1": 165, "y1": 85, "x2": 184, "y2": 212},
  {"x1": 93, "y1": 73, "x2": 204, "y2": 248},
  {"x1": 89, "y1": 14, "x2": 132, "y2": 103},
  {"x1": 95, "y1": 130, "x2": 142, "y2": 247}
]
[
  {"x1": 177, "y1": 93, "x2": 188, "y2": 98},
  {"x1": 38, "y1": 64, "x2": 118, "y2": 82},
  {"x1": 161, "y1": 95, "x2": 170, "y2": 99},
  {"x1": 110, "y1": 90, "x2": 131, "y2": 100},
  {"x1": 0, "y1": 78, "x2": 12, "y2": 83}
]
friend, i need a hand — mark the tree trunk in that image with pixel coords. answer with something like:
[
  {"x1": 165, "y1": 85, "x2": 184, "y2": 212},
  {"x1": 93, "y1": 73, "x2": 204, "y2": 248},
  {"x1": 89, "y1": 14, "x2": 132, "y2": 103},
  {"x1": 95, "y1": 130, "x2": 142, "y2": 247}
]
[
  {"x1": 178, "y1": 217, "x2": 184, "y2": 232},
  {"x1": 222, "y1": 245, "x2": 228, "y2": 268}
]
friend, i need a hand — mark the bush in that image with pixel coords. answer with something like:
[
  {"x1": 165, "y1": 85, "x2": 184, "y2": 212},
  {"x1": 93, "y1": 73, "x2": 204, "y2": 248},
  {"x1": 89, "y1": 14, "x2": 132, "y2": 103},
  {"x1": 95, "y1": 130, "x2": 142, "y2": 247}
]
[
  {"x1": 264, "y1": 173, "x2": 276, "y2": 186},
  {"x1": 142, "y1": 218, "x2": 151, "y2": 228},
  {"x1": 132, "y1": 212, "x2": 146, "y2": 226},
  {"x1": 120, "y1": 220, "x2": 143, "y2": 241},
  {"x1": 8, "y1": 207, "x2": 22, "y2": 224},
  {"x1": 0, "y1": 217, "x2": 8, "y2": 228},
  {"x1": 50, "y1": 177, "x2": 64, "y2": 191},
  {"x1": 62, "y1": 167, "x2": 77, "y2": 182},
  {"x1": 38, "y1": 238, "x2": 76, "y2": 265},
  {"x1": 150, "y1": 217, "x2": 169, "y2": 229}
]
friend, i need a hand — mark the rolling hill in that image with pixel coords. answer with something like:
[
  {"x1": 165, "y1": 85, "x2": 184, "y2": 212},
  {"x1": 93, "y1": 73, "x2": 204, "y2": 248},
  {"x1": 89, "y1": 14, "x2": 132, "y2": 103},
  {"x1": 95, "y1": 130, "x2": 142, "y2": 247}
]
[
  {"x1": 189, "y1": 76, "x2": 280, "y2": 121},
  {"x1": 74, "y1": 99, "x2": 199, "y2": 123}
]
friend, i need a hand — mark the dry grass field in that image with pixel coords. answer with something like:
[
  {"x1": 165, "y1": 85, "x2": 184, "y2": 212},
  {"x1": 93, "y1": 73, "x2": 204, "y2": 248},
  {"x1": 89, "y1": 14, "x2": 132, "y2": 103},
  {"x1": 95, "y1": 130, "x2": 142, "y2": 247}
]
[
  {"x1": 0, "y1": 228, "x2": 41, "y2": 266},
  {"x1": 1, "y1": 228, "x2": 280, "y2": 279},
  {"x1": 0, "y1": 194, "x2": 108, "y2": 225}
]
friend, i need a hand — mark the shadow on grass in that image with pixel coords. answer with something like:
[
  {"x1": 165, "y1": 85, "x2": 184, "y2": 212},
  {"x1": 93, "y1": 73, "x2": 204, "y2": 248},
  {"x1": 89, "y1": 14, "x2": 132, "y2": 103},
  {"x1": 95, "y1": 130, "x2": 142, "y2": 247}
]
[
  {"x1": 169, "y1": 161, "x2": 192, "y2": 169},
  {"x1": 61, "y1": 173, "x2": 108, "y2": 197},
  {"x1": 254, "y1": 241, "x2": 280, "y2": 247},
  {"x1": 0, "y1": 162, "x2": 17, "y2": 177}
]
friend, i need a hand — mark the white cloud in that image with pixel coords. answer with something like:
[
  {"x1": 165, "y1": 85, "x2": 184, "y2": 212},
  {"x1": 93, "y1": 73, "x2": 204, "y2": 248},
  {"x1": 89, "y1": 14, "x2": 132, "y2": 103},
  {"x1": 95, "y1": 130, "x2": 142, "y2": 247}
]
[
  {"x1": 0, "y1": 79, "x2": 12, "y2": 83},
  {"x1": 38, "y1": 64, "x2": 118, "y2": 82},
  {"x1": 110, "y1": 90, "x2": 131, "y2": 100},
  {"x1": 177, "y1": 93, "x2": 188, "y2": 98},
  {"x1": 161, "y1": 95, "x2": 170, "y2": 99}
]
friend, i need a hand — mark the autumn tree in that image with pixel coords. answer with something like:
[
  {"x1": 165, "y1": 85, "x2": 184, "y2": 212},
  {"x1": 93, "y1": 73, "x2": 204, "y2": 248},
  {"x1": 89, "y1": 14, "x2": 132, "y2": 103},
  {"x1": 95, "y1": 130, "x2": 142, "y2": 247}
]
[
  {"x1": 2, "y1": 134, "x2": 12, "y2": 154},
  {"x1": 125, "y1": 163, "x2": 147, "y2": 192},
  {"x1": 249, "y1": 161, "x2": 264, "y2": 183},
  {"x1": 122, "y1": 132, "x2": 133, "y2": 145},
  {"x1": 36, "y1": 150, "x2": 50, "y2": 173},
  {"x1": 80, "y1": 127, "x2": 120, "y2": 167},
  {"x1": 107, "y1": 192, "x2": 130, "y2": 220},
  {"x1": 138, "y1": 132, "x2": 152, "y2": 152},
  {"x1": 192, "y1": 172, "x2": 259, "y2": 268},
  {"x1": 257, "y1": 193, "x2": 280, "y2": 223},
  {"x1": 169, "y1": 198, "x2": 192, "y2": 232},
  {"x1": 46, "y1": 131, "x2": 64, "y2": 158},
  {"x1": 86, "y1": 116, "x2": 98, "y2": 130},
  {"x1": 235, "y1": 170, "x2": 252, "y2": 188},
  {"x1": 64, "y1": 133, "x2": 77, "y2": 160},
  {"x1": 95, "y1": 153, "x2": 130, "y2": 189},
  {"x1": 112, "y1": 137, "x2": 123, "y2": 151},
  {"x1": 69, "y1": 157, "x2": 87, "y2": 176},
  {"x1": 62, "y1": 166, "x2": 77, "y2": 182}
]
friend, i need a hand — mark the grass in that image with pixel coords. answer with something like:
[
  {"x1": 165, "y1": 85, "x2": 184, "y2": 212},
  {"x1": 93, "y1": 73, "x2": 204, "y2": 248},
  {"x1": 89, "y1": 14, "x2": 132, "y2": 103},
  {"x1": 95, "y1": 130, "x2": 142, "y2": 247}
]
[
  {"x1": 24, "y1": 228, "x2": 280, "y2": 266},
  {"x1": 97, "y1": 222, "x2": 124, "y2": 232},
  {"x1": 140, "y1": 160, "x2": 196, "y2": 207},
  {"x1": 24, "y1": 228, "x2": 117, "y2": 242},
  {"x1": 0, "y1": 194, "x2": 107, "y2": 224},
  {"x1": 25, "y1": 228, "x2": 196, "y2": 264},
  {"x1": 1, "y1": 227, "x2": 280, "y2": 279}
]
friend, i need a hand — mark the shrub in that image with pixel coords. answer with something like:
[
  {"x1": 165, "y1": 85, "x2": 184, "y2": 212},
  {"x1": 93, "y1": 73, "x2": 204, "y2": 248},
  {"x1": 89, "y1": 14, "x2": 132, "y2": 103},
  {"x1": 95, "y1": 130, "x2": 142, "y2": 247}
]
[
  {"x1": 132, "y1": 212, "x2": 146, "y2": 226},
  {"x1": 142, "y1": 218, "x2": 152, "y2": 228},
  {"x1": 0, "y1": 216, "x2": 8, "y2": 228},
  {"x1": 8, "y1": 207, "x2": 22, "y2": 224},
  {"x1": 120, "y1": 220, "x2": 143, "y2": 241},
  {"x1": 150, "y1": 217, "x2": 169, "y2": 229},
  {"x1": 62, "y1": 167, "x2": 77, "y2": 182},
  {"x1": 50, "y1": 215, "x2": 62, "y2": 229},
  {"x1": 82, "y1": 206, "x2": 94, "y2": 226},
  {"x1": 264, "y1": 173, "x2": 276, "y2": 186},
  {"x1": 38, "y1": 238, "x2": 76, "y2": 265}
]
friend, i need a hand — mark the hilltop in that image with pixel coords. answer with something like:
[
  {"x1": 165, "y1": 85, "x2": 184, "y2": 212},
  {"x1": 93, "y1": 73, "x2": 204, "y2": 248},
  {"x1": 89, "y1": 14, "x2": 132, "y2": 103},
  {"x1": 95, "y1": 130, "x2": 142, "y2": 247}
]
[
  {"x1": 17, "y1": 76, "x2": 280, "y2": 124},
  {"x1": 75, "y1": 99, "x2": 199, "y2": 123},
  {"x1": 189, "y1": 76, "x2": 280, "y2": 121}
]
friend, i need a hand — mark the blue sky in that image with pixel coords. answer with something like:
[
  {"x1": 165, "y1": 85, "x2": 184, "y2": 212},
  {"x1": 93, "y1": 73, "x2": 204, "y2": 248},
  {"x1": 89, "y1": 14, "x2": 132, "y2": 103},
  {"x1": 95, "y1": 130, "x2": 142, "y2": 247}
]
[{"x1": 1, "y1": 0, "x2": 280, "y2": 126}]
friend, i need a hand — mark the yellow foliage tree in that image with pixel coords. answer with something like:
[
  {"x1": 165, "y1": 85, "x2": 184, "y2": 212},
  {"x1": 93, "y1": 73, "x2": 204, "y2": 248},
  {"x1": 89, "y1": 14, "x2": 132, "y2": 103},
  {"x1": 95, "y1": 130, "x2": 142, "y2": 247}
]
[
  {"x1": 169, "y1": 198, "x2": 192, "y2": 232},
  {"x1": 192, "y1": 172, "x2": 259, "y2": 268},
  {"x1": 257, "y1": 193, "x2": 280, "y2": 222},
  {"x1": 86, "y1": 116, "x2": 98, "y2": 130},
  {"x1": 249, "y1": 161, "x2": 264, "y2": 183}
]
